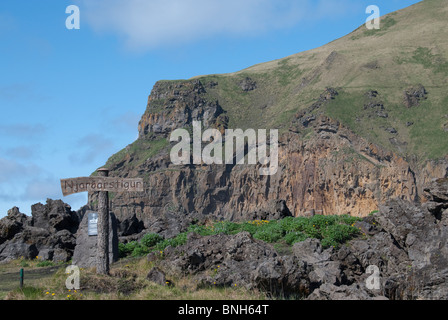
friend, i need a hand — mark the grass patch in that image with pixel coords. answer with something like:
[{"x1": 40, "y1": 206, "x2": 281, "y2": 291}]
[
  {"x1": 36, "y1": 260, "x2": 55, "y2": 268},
  {"x1": 352, "y1": 15, "x2": 397, "y2": 40},
  {"x1": 407, "y1": 96, "x2": 448, "y2": 159},
  {"x1": 0, "y1": 258, "x2": 69, "y2": 300},
  {"x1": 104, "y1": 136, "x2": 169, "y2": 170},
  {"x1": 395, "y1": 47, "x2": 448, "y2": 75},
  {"x1": 274, "y1": 58, "x2": 305, "y2": 86},
  {"x1": 323, "y1": 87, "x2": 448, "y2": 161},
  {"x1": 2, "y1": 256, "x2": 265, "y2": 300}
]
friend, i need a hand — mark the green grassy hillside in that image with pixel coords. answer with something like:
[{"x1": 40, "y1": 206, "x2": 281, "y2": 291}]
[
  {"x1": 189, "y1": 0, "x2": 448, "y2": 161},
  {"x1": 102, "y1": 0, "x2": 448, "y2": 176}
]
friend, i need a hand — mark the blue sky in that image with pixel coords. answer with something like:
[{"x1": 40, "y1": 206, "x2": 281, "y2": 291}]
[{"x1": 0, "y1": 0, "x2": 421, "y2": 217}]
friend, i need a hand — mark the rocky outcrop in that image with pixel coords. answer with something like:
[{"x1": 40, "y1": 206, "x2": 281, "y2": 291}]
[
  {"x1": 153, "y1": 229, "x2": 375, "y2": 299},
  {"x1": 151, "y1": 179, "x2": 448, "y2": 300},
  {"x1": 0, "y1": 199, "x2": 81, "y2": 263},
  {"x1": 31, "y1": 199, "x2": 80, "y2": 234},
  {"x1": 239, "y1": 77, "x2": 257, "y2": 92},
  {"x1": 0, "y1": 207, "x2": 31, "y2": 246},
  {"x1": 155, "y1": 231, "x2": 311, "y2": 298},
  {"x1": 138, "y1": 80, "x2": 226, "y2": 138},
  {"x1": 146, "y1": 267, "x2": 167, "y2": 286},
  {"x1": 403, "y1": 84, "x2": 427, "y2": 108}
]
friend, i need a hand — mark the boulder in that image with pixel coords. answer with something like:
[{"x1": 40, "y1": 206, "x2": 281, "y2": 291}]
[
  {"x1": 292, "y1": 239, "x2": 344, "y2": 290},
  {"x1": 72, "y1": 211, "x2": 119, "y2": 268},
  {"x1": 31, "y1": 199, "x2": 80, "y2": 233},
  {"x1": 118, "y1": 213, "x2": 144, "y2": 237},
  {"x1": 146, "y1": 267, "x2": 167, "y2": 286},
  {"x1": 0, "y1": 207, "x2": 30, "y2": 245},
  {"x1": 306, "y1": 283, "x2": 374, "y2": 300},
  {"x1": 238, "y1": 200, "x2": 293, "y2": 222},
  {"x1": 0, "y1": 241, "x2": 38, "y2": 261},
  {"x1": 424, "y1": 178, "x2": 448, "y2": 202}
]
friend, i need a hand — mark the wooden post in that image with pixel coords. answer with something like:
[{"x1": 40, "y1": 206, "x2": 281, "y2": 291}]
[
  {"x1": 96, "y1": 168, "x2": 110, "y2": 275},
  {"x1": 19, "y1": 268, "x2": 24, "y2": 289}
]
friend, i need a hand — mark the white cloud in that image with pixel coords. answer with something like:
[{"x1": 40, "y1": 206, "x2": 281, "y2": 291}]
[
  {"x1": 0, "y1": 83, "x2": 50, "y2": 103},
  {"x1": 6, "y1": 146, "x2": 39, "y2": 160},
  {"x1": 69, "y1": 133, "x2": 115, "y2": 165},
  {"x1": 0, "y1": 158, "x2": 42, "y2": 183},
  {"x1": 0, "y1": 123, "x2": 47, "y2": 139},
  {"x1": 22, "y1": 177, "x2": 62, "y2": 201},
  {"x1": 78, "y1": 0, "x2": 309, "y2": 51},
  {"x1": 0, "y1": 158, "x2": 61, "y2": 214}
]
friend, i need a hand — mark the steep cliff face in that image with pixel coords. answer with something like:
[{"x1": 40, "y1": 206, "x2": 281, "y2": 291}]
[
  {"x1": 93, "y1": 0, "x2": 448, "y2": 234},
  {"x1": 94, "y1": 80, "x2": 447, "y2": 235}
]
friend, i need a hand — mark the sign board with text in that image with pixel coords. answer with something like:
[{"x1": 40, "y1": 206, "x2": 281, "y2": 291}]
[
  {"x1": 61, "y1": 168, "x2": 143, "y2": 275},
  {"x1": 87, "y1": 212, "x2": 98, "y2": 236},
  {"x1": 60, "y1": 177, "x2": 144, "y2": 196}
]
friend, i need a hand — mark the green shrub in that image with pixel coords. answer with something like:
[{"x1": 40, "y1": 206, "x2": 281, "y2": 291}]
[
  {"x1": 212, "y1": 221, "x2": 242, "y2": 235},
  {"x1": 337, "y1": 214, "x2": 361, "y2": 225},
  {"x1": 118, "y1": 214, "x2": 363, "y2": 259},
  {"x1": 284, "y1": 231, "x2": 307, "y2": 245},
  {"x1": 131, "y1": 245, "x2": 150, "y2": 257},
  {"x1": 118, "y1": 243, "x2": 127, "y2": 258},
  {"x1": 321, "y1": 237, "x2": 338, "y2": 249},
  {"x1": 187, "y1": 224, "x2": 215, "y2": 236},
  {"x1": 253, "y1": 229, "x2": 282, "y2": 243},
  {"x1": 154, "y1": 232, "x2": 189, "y2": 251},
  {"x1": 140, "y1": 233, "x2": 164, "y2": 248},
  {"x1": 253, "y1": 222, "x2": 284, "y2": 243},
  {"x1": 169, "y1": 232, "x2": 188, "y2": 247},
  {"x1": 239, "y1": 222, "x2": 259, "y2": 235},
  {"x1": 119, "y1": 241, "x2": 139, "y2": 258},
  {"x1": 321, "y1": 224, "x2": 359, "y2": 248}
]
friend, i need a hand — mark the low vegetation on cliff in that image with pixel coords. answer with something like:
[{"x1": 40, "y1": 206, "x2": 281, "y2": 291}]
[{"x1": 119, "y1": 214, "x2": 363, "y2": 259}]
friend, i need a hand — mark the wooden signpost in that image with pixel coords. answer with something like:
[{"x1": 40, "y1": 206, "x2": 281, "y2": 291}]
[
  {"x1": 61, "y1": 168, "x2": 143, "y2": 275},
  {"x1": 60, "y1": 176, "x2": 144, "y2": 196}
]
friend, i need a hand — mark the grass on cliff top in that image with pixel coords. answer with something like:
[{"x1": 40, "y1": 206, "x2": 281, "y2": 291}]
[
  {"x1": 323, "y1": 87, "x2": 448, "y2": 160},
  {"x1": 192, "y1": 0, "x2": 448, "y2": 161},
  {"x1": 101, "y1": 135, "x2": 170, "y2": 172},
  {"x1": 119, "y1": 214, "x2": 363, "y2": 259}
]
